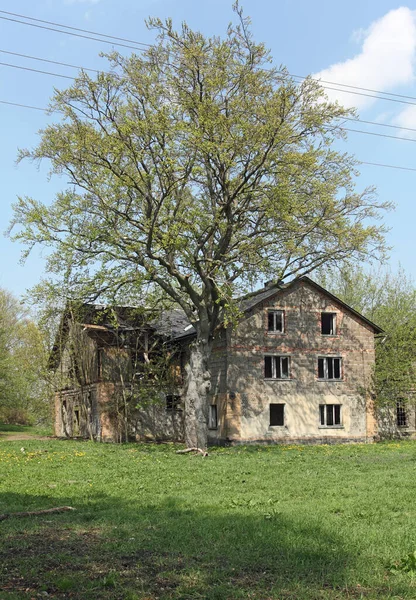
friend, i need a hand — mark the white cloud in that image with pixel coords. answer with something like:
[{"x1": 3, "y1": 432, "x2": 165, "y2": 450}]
[
  {"x1": 313, "y1": 8, "x2": 416, "y2": 111},
  {"x1": 392, "y1": 105, "x2": 416, "y2": 136}
]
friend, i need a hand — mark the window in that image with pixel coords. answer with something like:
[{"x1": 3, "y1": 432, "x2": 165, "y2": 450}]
[
  {"x1": 264, "y1": 356, "x2": 290, "y2": 379},
  {"x1": 270, "y1": 403, "x2": 285, "y2": 426},
  {"x1": 267, "y1": 310, "x2": 284, "y2": 333},
  {"x1": 321, "y1": 312, "x2": 336, "y2": 335},
  {"x1": 320, "y1": 404, "x2": 342, "y2": 427},
  {"x1": 318, "y1": 357, "x2": 342, "y2": 380},
  {"x1": 396, "y1": 401, "x2": 407, "y2": 427},
  {"x1": 208, "y1": 405, "x2": 218, "y2": 429},
  {"x1": 166, "y1": 394, "x2": 182, "y2": 412}
]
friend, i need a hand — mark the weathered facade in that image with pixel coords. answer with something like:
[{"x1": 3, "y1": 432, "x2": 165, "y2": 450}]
[
  {"x1": 52, "y1": 306, "x2": 187, "y2": 442},
  {"x1": 53, "y1": 277, "x2": 409, "y2": 445}
]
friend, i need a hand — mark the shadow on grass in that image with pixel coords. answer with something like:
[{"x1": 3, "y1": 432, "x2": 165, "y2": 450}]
[
  {"x1": 0, "y1": 491, "x2": 405, "y2": 600},
  {"x1": 0, "y1": 424, "x2": 30, "y2": 433}
]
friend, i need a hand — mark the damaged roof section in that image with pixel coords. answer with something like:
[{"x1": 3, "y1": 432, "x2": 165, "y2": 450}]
[{"x1": 50, "y1": 275, "x2": 383, "y2": 370}]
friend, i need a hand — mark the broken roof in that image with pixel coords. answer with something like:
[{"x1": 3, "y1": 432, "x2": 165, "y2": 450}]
[{"x1": 51, "y1": 276, "x2": 383, "y2": 365}]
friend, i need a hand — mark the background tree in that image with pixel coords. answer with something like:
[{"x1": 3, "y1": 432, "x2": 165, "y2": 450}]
[
  {"x1": 0, "y1": 289, "x2": 50, "y2": 424},
  {"x1": 316, "y1": 266, "x2": 416, "y2": 412},
  {"x1": 10, "y1": 5, "x2": 390, "y2": 448}
]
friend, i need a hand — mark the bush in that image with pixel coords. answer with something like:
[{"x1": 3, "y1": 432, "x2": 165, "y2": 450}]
[{"x1": 0, "y1": 407, "x2": 32, "y2": 425}]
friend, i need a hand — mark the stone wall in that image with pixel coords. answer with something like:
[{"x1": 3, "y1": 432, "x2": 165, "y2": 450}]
[{"x1": 223, "y1": 280, "x2": 376, "y2": 444}]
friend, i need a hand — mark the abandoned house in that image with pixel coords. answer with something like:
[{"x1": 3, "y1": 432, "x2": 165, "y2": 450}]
[{"x1": 51, "y1": 276, "x2": 416, "y2": 444}]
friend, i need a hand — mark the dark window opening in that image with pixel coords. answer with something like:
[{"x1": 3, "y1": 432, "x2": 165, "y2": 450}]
[
  {"x1": 320, "y1": 404, "x2": 342, "y2": 426},
  {"x1": 397, "y1": 401, "x2": 408, "y2": 427},
  {"x1": 208, "y1": 405, "x2": 218, "y2": 429},
  {"x1": 270, "y1": 403, "x2": 285, "y2": 426},
  {"x1": 318, "y1": 357, "x2": 342, "y2": 380},
  {"x1": 97, "y1": 347, "x2": 103, "y2": 378},
  {"x1": 267, "y1": 310, "x2": 284, "y2": 333},
  {"x1": 264, "y1": 356, "x2": 290, "y2": 379},
  {"x1": 321, "y1": 312, "x2": 336, "y2": 335},
  {"x1": 166, "y1": 394, "x2": 182, "y2": 412}
]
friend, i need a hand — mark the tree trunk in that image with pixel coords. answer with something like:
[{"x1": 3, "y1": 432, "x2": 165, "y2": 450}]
[{"x1": 184, "y1": 335, "x2": 212, "y2": 450}]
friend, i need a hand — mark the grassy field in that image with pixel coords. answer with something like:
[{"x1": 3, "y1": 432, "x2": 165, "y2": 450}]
[{"x1": 1, "y1": 431, "x2": 416, "y2": 599}]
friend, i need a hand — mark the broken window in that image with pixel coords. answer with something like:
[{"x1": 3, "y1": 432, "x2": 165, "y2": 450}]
[
  {"x1": 166, "y1": 394, "x2": 182, "y2": 412},
  {"x1": 264, "y1": 356, "x2": 290, "y2": 379},
  {"x1": 321, "y1": 312, "x2": 336, "y2": 335},
  {"x1": 270, "y1": 403, "x2": 285, "y2": 426},
  {"x1": 267, "y1": 310, "x2": 284, "y2": 333},
  {"x1": 320, "y1": 404, "x2": 342, "y2": 426},
  {"x1": 73, "y1": 408, "x2": 80, "y2": 434},
  {"x1": 396, "y1": 401, "x2": 407, "y2": 427},
  {"x1": 318, "y1": 357, "x2": 342, "y2": 380},
  {"x1": 208, "y1": 405, "x2": 218, "y2": 429},
  {"x1": 97, "y1": 347, "x2": 104, "y2": 379}
]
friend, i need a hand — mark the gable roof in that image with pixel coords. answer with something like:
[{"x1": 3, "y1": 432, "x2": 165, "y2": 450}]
[{"x1": 240, "y1": 276, "x2": 383, "y2": 334}]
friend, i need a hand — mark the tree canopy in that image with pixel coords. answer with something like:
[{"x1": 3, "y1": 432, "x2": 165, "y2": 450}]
[
  {"x1": 10, "y1": 4, "x2": 390, "y2": 447},
  {"x1": 0, "y1": 289, "x2": 49, "y2": 424}
]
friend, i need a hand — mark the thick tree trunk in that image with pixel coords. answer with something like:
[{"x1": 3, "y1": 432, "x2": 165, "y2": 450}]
[{"x1": 184, "y1": 335, "x2": 212, "y2": 450}]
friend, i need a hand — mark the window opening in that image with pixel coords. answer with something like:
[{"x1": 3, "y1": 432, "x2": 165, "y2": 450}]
[
  {"x1": 166, "y1": 394, "x2": 182, "y2": 412},
  {"x1": 397, "y1": 401, "x2": 407, "y2": 427},
  {"x1": 270, "y1": 403, "x2": 285, "y2": 426},
  {"x1": 208, "y1": 405, "x2": 218, "y2": 429},
  {"x1": 264, "y1": 356, "x2": 290, "y2": 379},
  {"x1": 321, "y1": 312, "x2": 336, "y2": 335},
  {"x1": 318, "y1": 357, "x2": 341, "y2": 380},
  {"x1": 267, "y1": 310, "x2": 284, "y2": 333},
  {"x1": 320, "y1": 404, "x2": 342, "y2": 426}
]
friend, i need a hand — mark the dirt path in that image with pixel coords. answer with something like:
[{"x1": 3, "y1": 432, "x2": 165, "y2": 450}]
[{"x1": 0, "y1": 433, "x2": 52, "y2": 442}]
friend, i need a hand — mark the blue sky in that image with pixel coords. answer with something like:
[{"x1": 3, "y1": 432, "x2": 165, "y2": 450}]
[{"x1": 1, "y1": 0, "x2": 416, "y2": 297}]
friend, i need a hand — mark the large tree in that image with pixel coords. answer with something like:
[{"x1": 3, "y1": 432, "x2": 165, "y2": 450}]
[{"x1": 11, "y1": 5, "x2": 390, "y2": 448}]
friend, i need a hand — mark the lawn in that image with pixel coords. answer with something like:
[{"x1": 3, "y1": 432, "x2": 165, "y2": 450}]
[{"x1": 1, "y1": 436, "x2": 416, "y2": 599}]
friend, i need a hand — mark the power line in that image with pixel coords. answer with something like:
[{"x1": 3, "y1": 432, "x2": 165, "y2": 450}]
[
  {"x1": 0, "y1": 60, "x2": 74, "y2": 80},
  {"x1": 343, "y1": 127, "x2": 416, "y2": 143},
  {"x1": 0, "y1": 49, "x2": 101, "y2": 74},
  {"x1": 0, "y1": 99, "x2": 47, "y2": 111},
  {"x1": 3, "y1": 9, "x2": 416, "y2": 106},
  {"x1": 4, "y1": 50, "x2": 416, "y2": 134},
  {"x1": 1, "y1": 96, "x2": 415, "y2": 172},
  {"x1": 3, "y1": 11, "x2": 416, "y2": 110},
  {"x1": 0, "y1": 15, "x2": 147, "y2": 52},
  {"x1": 360, "y1": 161, "x2": 416, "y2": 172},
  {"x1": 343, "y1": 117, "x2": 416, "y2": 134},
  {"x1": 0, "y1": 9, "x2": 151, "y2": 48},
  {"x1": 286, "y1": 71, "x2": 416, "y2": 103}
]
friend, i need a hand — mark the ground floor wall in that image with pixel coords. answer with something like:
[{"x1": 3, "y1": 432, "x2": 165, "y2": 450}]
[
  {"x1": 55, "y1": 384, "x2": 413, "y2": 446},
  {"x1": 207, "y1": 383, "x2": 374, "y2": 445},
  {"x1": 55, "y1": 383, "x2": 184, "y2": 442},
  {"x1": 375, "y1": 403, "x2": 416, "y2": 440}
]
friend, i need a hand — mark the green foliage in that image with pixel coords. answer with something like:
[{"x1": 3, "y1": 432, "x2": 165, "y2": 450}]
[
  {"x1": 2, "y1": 438, "x2": 416, "y2": 598},
  {"x1": 0, "y1": 289, "x2": 51, "y2": 424},
  {"x1": 10, "y1": 6, "x2": 389, "y2": 337}
]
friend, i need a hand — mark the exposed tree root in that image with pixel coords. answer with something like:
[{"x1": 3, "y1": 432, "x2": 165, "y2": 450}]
[
  {"x1": 0, "y1": 506, "x2": 75, "y2": 522},
  {"x1": 176, "y1": 447, "x2": 208, "y2": 457}
]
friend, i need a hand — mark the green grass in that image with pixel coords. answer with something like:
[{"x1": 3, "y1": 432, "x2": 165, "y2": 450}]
[
  {"x1": 0, "y1": 423, "x2": 52, "y2": 437},
  {"x1": 1, "y1": 439, "x2": 416, "y2": 599}
]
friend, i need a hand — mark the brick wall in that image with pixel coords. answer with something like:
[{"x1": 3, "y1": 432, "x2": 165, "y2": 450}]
[{"x1": 222, "y1": 280, "x2": 376, "y2": 444}]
